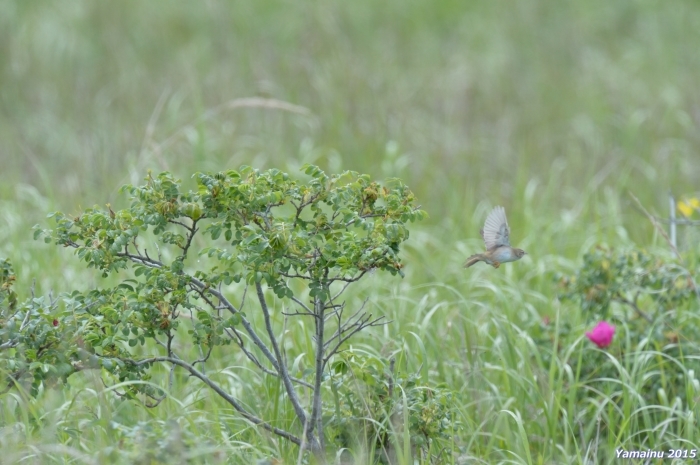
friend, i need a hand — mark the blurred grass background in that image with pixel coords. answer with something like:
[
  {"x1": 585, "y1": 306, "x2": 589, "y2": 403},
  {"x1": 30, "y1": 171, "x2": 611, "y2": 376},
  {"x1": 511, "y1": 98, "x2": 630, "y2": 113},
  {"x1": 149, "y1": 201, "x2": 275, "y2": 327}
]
[{"x1": 2, "y1": 0, "x2": 700, "y2": 463}]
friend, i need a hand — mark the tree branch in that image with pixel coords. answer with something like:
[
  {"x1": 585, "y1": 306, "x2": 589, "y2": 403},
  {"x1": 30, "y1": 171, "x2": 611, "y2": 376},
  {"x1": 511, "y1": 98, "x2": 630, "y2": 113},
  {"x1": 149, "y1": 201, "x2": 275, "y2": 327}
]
[
  {"x1": 124, "y1": 355, "x2": 301, "y2": 445},
  {"x1": 310, "y1": 293, "x2": 326, "y2": 451},
  {"x1": 223, "y1": 326, "x2": 313, "y2": 389},
  {"x1": 323, "y1": 306, "x2": 387, "y2": 368},
  {"x1": 330, "y1": 281, "x2": 353, "y2": 303},
  {"x1": 629, "y1": 191, "x2": 700, "y2": 301},
  {"x1": 614, "y1": 295, "x2": 653, "y2": 323},
  {"x1": 117, "y1": 251, "x2": 164, "y2": 268},
  {"x1": 189, "y1": 277, "x2": 280, "y2": 373},
  {"x1": 290, "y1": 296, "x2": 313, "y2": 314},
  {"x1": 279, "y1": 270, "x2": 366, "y2": 283},
  {"x1": 255, "y1": 282, "x2": 309, "y2": 428},
  {"x1": 0, "y1": 340, "x2": 18, "y2": 350},
  {"x1": 169, "y1": 217, "x2": 199, "y2": 256}
]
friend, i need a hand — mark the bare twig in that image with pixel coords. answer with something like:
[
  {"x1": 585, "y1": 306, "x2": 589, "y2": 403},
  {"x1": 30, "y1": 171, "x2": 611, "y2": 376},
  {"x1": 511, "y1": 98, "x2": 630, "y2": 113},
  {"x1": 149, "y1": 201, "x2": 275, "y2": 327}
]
[
  {"x1": 323, "y1": 314, "x2": 386, "y2": 367},
  {"x1": 192, "y1": 343, "x2": 214, "y2": 367},
  {"x1": 629, "y1": 192, "x2": 681, "y2": 259},
  {"x1": 323, "y1": 299, "x2": 370, "y2": 352},
  {"x1": 19, "y1": 304, "x2": 32, "y2": 332},
  {"x1": 281, "y1": 309, "x2": 316, "y2": 317},
  {"x1": 117, "y1": 251, "x2": 164, "y2": 268},
  {"x1": 255, "y1": 283, "x2": 309, "y2": 427},
  {"x1": 629, "y1": 192, "x2": 700, "y2": 300},
  {"x1": 168, "y1": 217, "x2": 199, "y2": 256},
  {"x1": 290, "y1": 296, "x2": 313, "y2": 314},
  {"x1": 614, "y1": 295, "x2": 653, "y2": 323},
  {"x1": 189, "y1": 277, "x2": 280, "y2": 371},
  {"x1": 0, "y1": 340, "x2": 18, "y2": 350},
  {"x1": 239, "y1": 284, "x2": 248, "y2": 312},
  {"x1": 124, "y1": 355, "x2": 301, "y2": 445},
  {"x1": 629, "y1": 201, "x2": 700, "y2": 225},
  {"x1": 279, "y1": 270, "x2": 367, "y2": 284},
  {"x1": 330, "y1": 281, "x2": 353, "y2": 303},
  {"x1": 222, "y1": 326, "x2": 313, "y2": 389}
]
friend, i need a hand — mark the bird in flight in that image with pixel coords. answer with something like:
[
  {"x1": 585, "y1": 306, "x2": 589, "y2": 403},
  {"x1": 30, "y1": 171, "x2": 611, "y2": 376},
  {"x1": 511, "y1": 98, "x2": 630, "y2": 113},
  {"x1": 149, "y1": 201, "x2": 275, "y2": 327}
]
[{"x1": 464, "y1": 206, "x2": 526, "y2": 268}]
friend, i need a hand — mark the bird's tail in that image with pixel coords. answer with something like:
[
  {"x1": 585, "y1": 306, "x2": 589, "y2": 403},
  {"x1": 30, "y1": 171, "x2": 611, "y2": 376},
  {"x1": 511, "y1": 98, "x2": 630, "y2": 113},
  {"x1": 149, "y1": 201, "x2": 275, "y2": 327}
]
[{"x1": 464, "y1": 254, "x2": 484, "y2": 268}]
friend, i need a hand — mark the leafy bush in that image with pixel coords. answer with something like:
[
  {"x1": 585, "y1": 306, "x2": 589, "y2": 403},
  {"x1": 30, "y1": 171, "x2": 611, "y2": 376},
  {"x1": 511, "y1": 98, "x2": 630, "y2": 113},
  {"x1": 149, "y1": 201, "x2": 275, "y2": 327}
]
[
  {"x1": 556, "y1": 245, "x2": 700, "y2": 404},
  {"x1": 0, "y1": 258, "x2": 87, "y2": 396},
  {"x1": 557, "y1": 246, "x2": 696, "y2": 322},
  {"x1": 1, "y1": 165, "x2": 435, "y2": 462},
  {"x1": 326, "y1": 351, "x2": 458, "y2": 463}
]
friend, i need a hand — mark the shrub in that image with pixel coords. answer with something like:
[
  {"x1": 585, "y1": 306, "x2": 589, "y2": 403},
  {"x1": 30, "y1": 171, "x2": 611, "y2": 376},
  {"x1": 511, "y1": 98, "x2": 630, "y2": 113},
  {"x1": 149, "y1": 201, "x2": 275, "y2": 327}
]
[
  {"x1": 556, "y1": 245, "x2": 700, "y2": 404},
  {"x1": 2, "y1": 165, "x2": 429, "y2": 462}
]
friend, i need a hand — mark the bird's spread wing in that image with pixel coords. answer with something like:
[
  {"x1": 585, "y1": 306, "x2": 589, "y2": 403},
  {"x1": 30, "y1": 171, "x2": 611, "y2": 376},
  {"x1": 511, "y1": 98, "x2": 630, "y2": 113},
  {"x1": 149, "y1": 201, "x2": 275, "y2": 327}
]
[{"x1": 482, "y1": 206, "x2": 510, "y2": 249}]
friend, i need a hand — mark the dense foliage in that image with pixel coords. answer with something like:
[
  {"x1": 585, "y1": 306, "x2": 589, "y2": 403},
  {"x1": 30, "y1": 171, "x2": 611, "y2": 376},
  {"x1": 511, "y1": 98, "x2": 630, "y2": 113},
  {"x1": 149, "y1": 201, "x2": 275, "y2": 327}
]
[
  {"x1": 1, "y1": 165, "x2": 437, "y2": 461},
  {"x1": 555, "y1": 246, "x2": 700, "y2": 408}
]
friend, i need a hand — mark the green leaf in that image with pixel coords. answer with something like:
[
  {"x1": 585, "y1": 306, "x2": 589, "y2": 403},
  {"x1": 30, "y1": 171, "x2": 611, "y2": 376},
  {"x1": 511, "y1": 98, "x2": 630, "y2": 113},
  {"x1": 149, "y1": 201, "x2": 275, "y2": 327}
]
[{"x1": 332, "y1": 360, "x2": 348, "y2": 375}]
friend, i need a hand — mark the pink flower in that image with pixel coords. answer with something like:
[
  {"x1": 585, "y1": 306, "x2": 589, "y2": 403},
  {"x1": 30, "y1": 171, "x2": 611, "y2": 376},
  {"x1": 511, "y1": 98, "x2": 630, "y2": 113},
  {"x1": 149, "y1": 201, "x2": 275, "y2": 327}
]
[{"x1": 586, "y1": 321, "x2": 615, "y2": 348}]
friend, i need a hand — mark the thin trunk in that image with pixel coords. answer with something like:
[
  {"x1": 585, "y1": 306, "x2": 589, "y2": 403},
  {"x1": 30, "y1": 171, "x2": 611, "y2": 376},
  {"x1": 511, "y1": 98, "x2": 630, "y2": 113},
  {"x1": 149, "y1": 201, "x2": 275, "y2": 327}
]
[{"x1": 309, "y1": 294, "x2": 326, "y2": 459}]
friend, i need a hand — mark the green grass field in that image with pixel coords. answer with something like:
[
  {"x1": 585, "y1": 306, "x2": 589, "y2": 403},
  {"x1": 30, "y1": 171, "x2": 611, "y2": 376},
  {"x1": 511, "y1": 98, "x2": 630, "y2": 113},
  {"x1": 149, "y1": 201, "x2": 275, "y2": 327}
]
[{"x1": 2, "y1": 1, "x2": 700, "y2": 463}]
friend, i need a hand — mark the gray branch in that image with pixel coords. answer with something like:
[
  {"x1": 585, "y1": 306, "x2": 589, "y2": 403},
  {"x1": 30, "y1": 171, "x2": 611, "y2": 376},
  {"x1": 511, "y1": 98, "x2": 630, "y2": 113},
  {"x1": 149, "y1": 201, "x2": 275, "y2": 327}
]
[
  {"x1": 223, "y1": 326, "x2": 313, "y2": 389},
  {"x1": 125, "y1": 355, "x2": 301, "y2": 445},
  {"x1": 189, "y1": 277, "x2": 280, "y2": 373},
  {"x1": 309, "y1": 294, "x2": 326, "y2": 450},
  {"x1": 255, "y1": 283, "x2": 309, "y2": 428}
]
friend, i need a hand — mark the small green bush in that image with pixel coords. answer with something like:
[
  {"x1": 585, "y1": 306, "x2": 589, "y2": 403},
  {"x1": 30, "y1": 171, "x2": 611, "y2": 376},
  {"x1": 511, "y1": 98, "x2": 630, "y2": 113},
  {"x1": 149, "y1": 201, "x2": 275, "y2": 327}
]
[
  {"x1": 556, "y1": 245, "x2": 700, "y2": 405},
  {"x1": 2, "y1": 165, "x2": 437, "y2": 463}
]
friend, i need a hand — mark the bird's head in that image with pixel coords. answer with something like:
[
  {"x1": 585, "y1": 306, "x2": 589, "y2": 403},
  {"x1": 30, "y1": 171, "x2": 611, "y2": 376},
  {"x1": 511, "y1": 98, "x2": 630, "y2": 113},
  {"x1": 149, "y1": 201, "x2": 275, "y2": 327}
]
[{"x1": 514, "y1": 248, "x2": 527, "y2": 259}]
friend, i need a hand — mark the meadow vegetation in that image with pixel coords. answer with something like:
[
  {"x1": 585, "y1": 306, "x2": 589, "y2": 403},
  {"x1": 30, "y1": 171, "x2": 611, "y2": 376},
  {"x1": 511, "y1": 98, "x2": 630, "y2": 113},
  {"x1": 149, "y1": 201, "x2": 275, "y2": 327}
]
[{"x1": 2, "y1": 1, "x2": 700, "y2": 463}]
